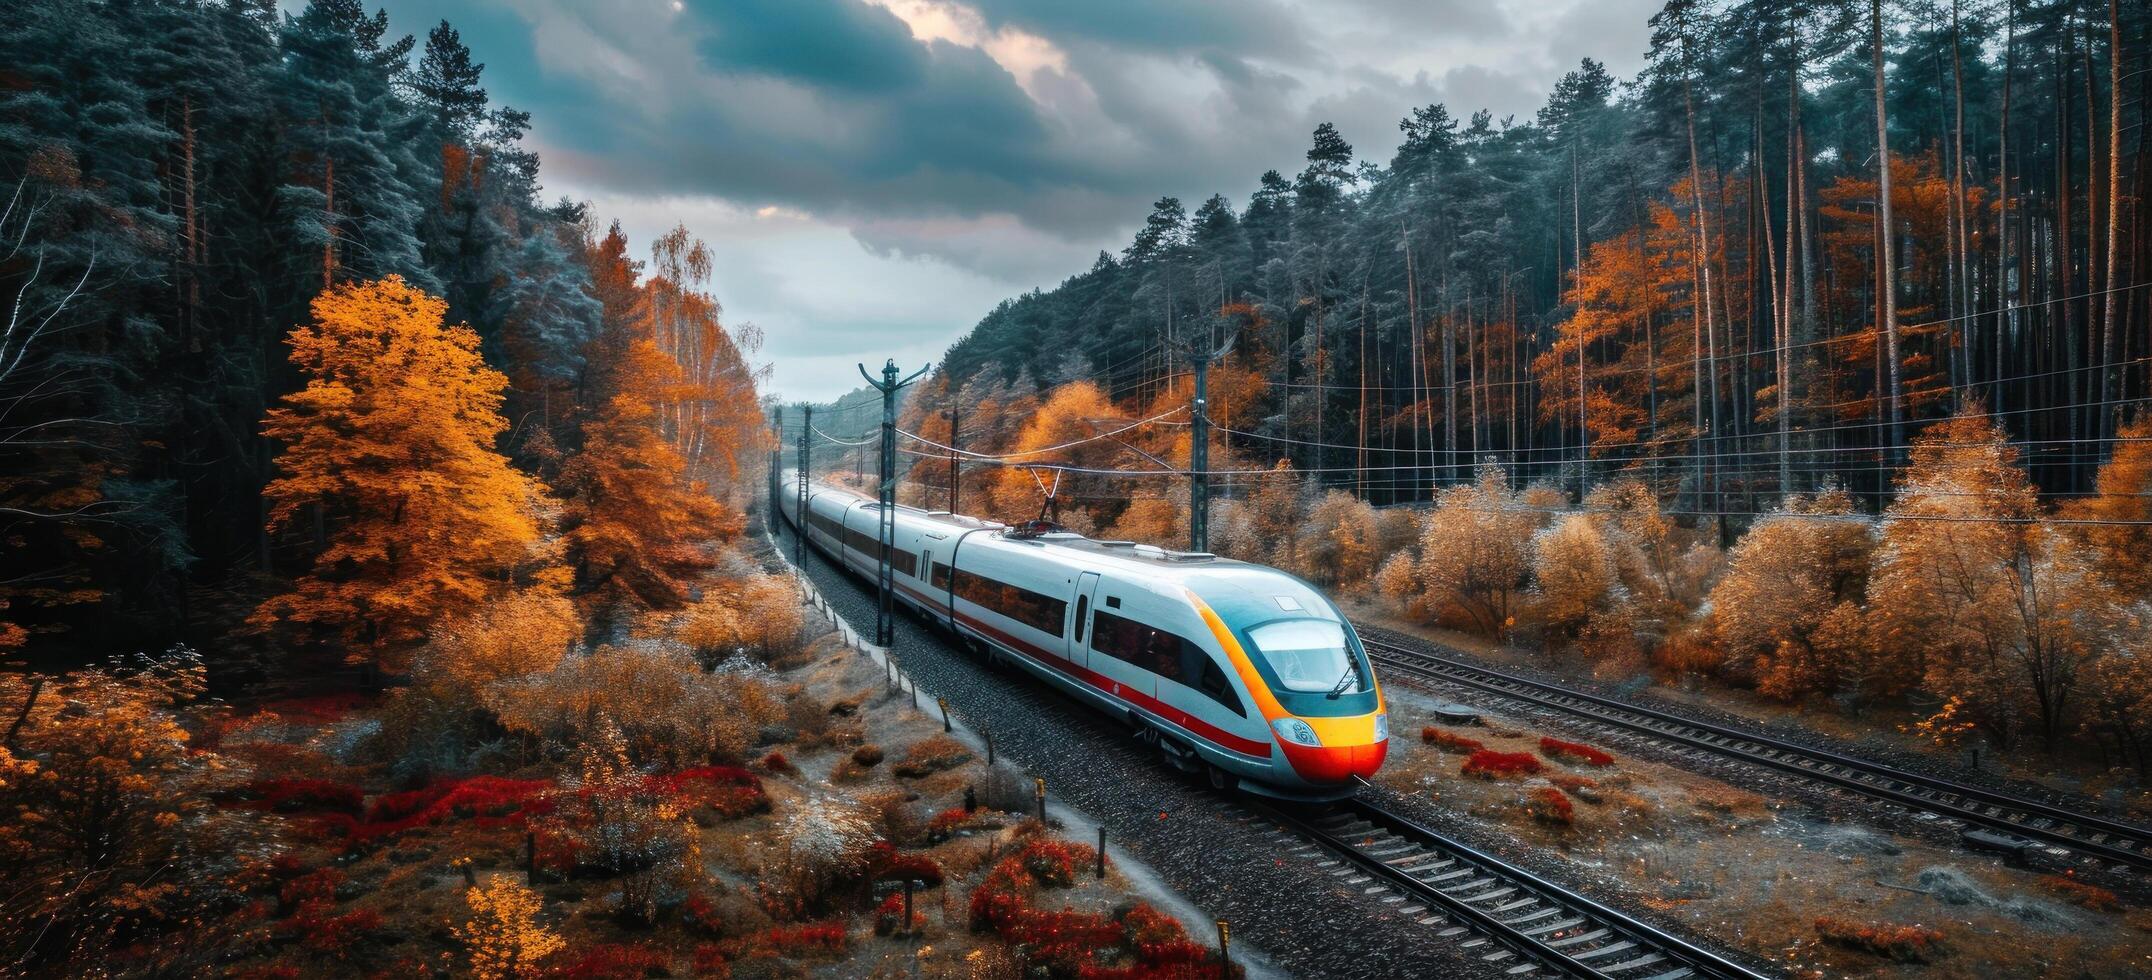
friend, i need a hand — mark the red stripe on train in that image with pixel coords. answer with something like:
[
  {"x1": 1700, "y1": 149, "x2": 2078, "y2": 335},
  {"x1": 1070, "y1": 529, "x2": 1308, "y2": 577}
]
[{"x1": 815, "y1": 525, "x2": 1274, "y2": 760}]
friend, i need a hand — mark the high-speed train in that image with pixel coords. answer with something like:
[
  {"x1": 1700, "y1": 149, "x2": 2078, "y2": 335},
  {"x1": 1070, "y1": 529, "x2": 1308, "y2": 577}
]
[{"x1": 776, "y1": 476, "x2": 1387, "y2": 800}]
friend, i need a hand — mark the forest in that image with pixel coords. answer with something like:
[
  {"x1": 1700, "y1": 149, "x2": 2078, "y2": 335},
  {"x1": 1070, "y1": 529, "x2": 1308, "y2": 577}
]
[
  {"x1": 0, "y1": 0, "x2": 770, "y2": 663},
  {"x1": 865, "y1": 0, "x2": 2151, "y2": 771},
  {"x1": 905, "y1": 0, "x2": 2146, "y2": 509}
]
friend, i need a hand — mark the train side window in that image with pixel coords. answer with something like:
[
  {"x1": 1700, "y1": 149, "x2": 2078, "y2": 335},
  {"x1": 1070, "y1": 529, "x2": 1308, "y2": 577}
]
[
  {"x1": 950, "y1": 568, "x2": 1066, "y2": 638},
  {"x1": 1073, "y1": 596, "x2": 1089, "y2": 643},
  {"x1": 931, "y1": 562, "x2": 950, "y2": 589},
  {"x1": 1105, "y1": 596, "x2": 1120, "y2": 609},
  {"x1": 1198, "y1": 659, "x2": 1245, "y2": 716},
  {"x1": 1092, "y1": 610, "x2": 1200, "y2": 685}
]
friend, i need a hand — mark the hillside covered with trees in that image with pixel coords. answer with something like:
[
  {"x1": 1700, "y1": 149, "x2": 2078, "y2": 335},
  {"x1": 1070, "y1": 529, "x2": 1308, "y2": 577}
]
[{"x1": 907, "y1": 0, "x2": 2144, "y2": 510}]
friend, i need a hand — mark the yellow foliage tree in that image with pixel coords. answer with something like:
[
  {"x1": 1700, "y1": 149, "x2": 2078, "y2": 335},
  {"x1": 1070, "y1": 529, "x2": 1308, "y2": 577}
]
[
  {"x1": 486, "y1": 639, "x2": 778, "y2": 768},
  {"x1": 0, "y1": 651, "x2": 235, "y2": 971},
  {"x1": 563, "y1": 224, "x2": 737, "y2": 615},
  {"x1": 668, "y1": 571, "x2": 804, "y2": 665},
  {"x1": 1104, "y1": 497, "x2": 1186, "y2": 546},
  {"x1": 985, "y1": 380, "x2": 1132, "y2": 524},
  {"x1": 1530, "y1": 513, "x2": 1627, "y2": 653},
  {"x1": 1298, "y1": 491, "x2": 1381, "y2": 588},
  {"x1": 1416, "y1": 463, "x2": 1535, "y2": 638},
  {"x1": 1869, "y1": 409, "x2": 2125, "y2": 747},
  {"x1": 252, "y1": 276, "x2": 551, "y2": 666},
  {"x1": 455, "y1": 876, "x2": 563, "y2": 979},
  {"x1": 1707, "y1": 487, "x2": 1875, "y2": 700},
  {"x1": 418, "y1": 585, "x2": 582, "y2": 695},
  {"x1": 2065, "y1": 416, "x2": 2152, "y2": 598}
]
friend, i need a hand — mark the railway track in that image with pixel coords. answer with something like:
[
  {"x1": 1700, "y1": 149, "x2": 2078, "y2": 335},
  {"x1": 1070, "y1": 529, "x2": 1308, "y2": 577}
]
[
  {"x1": 1255, "y1": 795, "x2": 1768, "y2": 979},
  {"x1": 1358, "y1": 630, "x2": 2152, "y2": 875}
]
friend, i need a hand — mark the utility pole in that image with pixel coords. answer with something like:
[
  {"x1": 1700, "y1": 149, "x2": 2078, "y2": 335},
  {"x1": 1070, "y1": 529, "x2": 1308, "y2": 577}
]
[
  {"x1": 795, "y1": 405, "x2": 811, "y2": 568},
  {"x1": 862, "y1": 359, "x2": 931, "y2": 646},
  {"x1": 943, "y1": 407, "x2": 961, "y2": 513},
  {"x1": 770, "y1": 405, "x2": 784, "y2": 531},
  {"x1": 1173, "y1": 325, "x2": 1236, "y2": 554}
]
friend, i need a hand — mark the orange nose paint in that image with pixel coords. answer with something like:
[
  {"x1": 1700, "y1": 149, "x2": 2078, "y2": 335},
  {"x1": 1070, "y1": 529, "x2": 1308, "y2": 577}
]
[{"x1": 1278, "y1": 737, "x2": 1388, "y2": 784}]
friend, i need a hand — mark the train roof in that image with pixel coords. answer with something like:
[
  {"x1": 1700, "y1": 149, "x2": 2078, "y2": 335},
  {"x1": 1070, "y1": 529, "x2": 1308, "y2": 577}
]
[
  {"x1": 800, "y1": 478, "x2": 1308, "y2": 577},
  {"x1": 792, "y1": 476, "x2": 1340, "y2": 622}
]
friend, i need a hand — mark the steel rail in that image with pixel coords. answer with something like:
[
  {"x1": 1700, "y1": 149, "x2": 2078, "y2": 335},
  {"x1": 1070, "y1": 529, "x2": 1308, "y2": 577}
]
[
  {"x1": 1359, "y1": 630, "x2": 2152, "y2": 873},
  {"x1": 1254, "y1": 796, "x2": 1770, "y2": 979}
]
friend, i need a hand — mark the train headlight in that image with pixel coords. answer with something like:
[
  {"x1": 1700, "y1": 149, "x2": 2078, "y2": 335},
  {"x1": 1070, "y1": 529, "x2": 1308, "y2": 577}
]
[
  {"x1": 1271, "y1": 717, "x2": 1321, "y2": 747},
  {"x1": 1372, "y1": 712, "x2": 1388, "y2": 743}
]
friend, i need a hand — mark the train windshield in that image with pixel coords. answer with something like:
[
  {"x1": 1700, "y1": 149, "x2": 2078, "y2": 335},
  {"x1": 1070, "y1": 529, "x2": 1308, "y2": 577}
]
[{"x1": 1245, "y1": 619, "x2": 1362, "y2": 695}]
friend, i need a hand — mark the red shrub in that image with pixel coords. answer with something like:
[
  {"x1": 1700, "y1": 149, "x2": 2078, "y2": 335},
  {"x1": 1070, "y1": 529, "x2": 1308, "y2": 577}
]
[
  {"x1": 690, "y1": 945, "x2": 732, "y2": 978},
  {"x1": 1538, "y1": 736, "x2": 1614, "y2": 767},
  {"x1": 1814, "y1": 917, "x2": 1943, "y2": 962},
  {"x1": 1009, "y1": 907, "x2": 1125, "y2": 972},
  {"x1": 1526, "y1": 786, "x2": 1575, "y2": 826},
  {"x1": 278, "y1": 868, "x2": 344, "y2": 909},
  {"x1": 269, "y1": 853, "x2": 308, "y2": 878},
  {"x1": 2041, "y1": 874, "x2": 2119, "y2": 911},
  {"x1": 328, "y1": 775, "x2": 553, "y2": 846},
  {"x1": 246, "y1": 777, "x2": 366, "y2": 815},
  {"x1": 759, "y1": 751, "x2": 795, "y2": 775},
  {"x1": 547, "y1": 943, "x2": 670, "y2": 979},
  {"x1": 1460, "y1": 750, "x2": 1543, "y2": 779},
  {"x1": 1121, "y1": 902, "x2": 1185, "y2": 950},
  {"x1": 277, "y1": 900, "x2": 382, "y2": 958},
  {"x1": 866, "y1": 841, "x2": 945, "y2": 888},
  {"x1": 874, "y1": 893, "x2": 908, "y2": 936},
  {"x1": 927, "y1": 807, "x2": 978, "y2": 840},
  {"x1": 1020, "y1": 837, "x2": 1092, "y2": 887},
  {"x1": 1419, "y1": 727, "x2": 1485, "y2": 753},
  {"x1": 681, "y1": 891, "x2": 724, "y2": 936},
  {"x1": 647, "y1": 766, "x2": 768, "y2": 820}
]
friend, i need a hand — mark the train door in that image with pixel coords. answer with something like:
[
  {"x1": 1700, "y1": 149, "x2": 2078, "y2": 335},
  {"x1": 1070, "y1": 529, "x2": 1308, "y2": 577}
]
[
  {"x1": 1081, "y1": 582, "x2": 1157, "y2": 701},
  {"x1": 1065, "y1": 571, "x2": 1098, "y2": 662}
]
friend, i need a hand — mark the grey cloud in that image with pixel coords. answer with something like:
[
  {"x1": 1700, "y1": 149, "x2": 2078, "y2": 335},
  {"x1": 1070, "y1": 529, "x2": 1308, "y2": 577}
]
[
  {"x1": 393, "y1": 0, "x2": 1648, "y2": 280},
  {"x1": 697, "y1": 0, "x2": 928, "y2": 91},
  {"x1": 965, "y1": 0, "x2": 1314, "y2": 60}
]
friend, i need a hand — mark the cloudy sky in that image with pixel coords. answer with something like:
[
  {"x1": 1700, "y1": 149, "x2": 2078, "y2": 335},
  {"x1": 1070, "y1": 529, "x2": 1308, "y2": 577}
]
[{"x1": 384, "y1": 0, "x2": 1659, "y2": 402}]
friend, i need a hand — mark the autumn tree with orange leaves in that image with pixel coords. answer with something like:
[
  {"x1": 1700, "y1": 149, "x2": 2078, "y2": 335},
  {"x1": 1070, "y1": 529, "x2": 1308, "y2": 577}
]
[
  {"x1": 252, "y1": 277, "x2": 553, "y2": 666},
  {"x1": 1867, "y1": 409, "x2": 2127, "y2": 748},
  {"x1": 2065, "y1": 417, "x2": 2152, "y2": 599},
  {"x1": 562, "y1": 225, "x2": 738, "y2": 617}
]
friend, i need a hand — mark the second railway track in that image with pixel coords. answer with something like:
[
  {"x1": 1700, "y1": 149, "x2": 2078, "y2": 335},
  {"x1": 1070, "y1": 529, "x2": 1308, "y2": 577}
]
[
  {"x1": 1358, "y1": 628, "x2": 2152, "y2": 876},
  {"x1": 1255, "y1": 795, "x2": 1768, "y2": 979}
]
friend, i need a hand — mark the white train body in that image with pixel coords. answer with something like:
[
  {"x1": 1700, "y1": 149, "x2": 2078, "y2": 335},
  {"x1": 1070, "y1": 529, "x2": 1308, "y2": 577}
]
[{"x1": 778, "y1": 476, "x2": 1388, "y2": 799}]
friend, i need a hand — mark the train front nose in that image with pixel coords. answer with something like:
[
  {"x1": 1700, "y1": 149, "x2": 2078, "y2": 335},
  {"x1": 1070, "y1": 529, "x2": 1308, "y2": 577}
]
[{"x1": 1273, "y1": 712, "x2": 1389, "y2": 785}]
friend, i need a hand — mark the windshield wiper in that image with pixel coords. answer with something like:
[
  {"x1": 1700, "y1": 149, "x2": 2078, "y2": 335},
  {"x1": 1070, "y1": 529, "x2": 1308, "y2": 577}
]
[{"x1": 1327, "y1": 662, "x2": 1358, "y2": 699}]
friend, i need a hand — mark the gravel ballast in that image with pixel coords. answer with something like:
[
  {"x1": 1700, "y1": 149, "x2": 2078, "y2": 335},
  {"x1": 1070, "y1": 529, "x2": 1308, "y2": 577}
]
[{"x1": 768, "y1": 510, "x2": 1509, "y2": 980}]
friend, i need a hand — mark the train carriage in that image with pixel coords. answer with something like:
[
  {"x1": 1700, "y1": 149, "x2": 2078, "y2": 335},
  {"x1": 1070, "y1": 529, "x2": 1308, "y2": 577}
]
[{"x1": 782, "y1": 477, "x2": 1387, "y2": 800}]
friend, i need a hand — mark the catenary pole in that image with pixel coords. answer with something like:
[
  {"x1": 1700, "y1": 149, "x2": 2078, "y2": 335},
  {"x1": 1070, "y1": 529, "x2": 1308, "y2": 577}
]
[
  {"x1": 795, "y1": 405, "x2": 811, "y2": 568},
  {"x1": 1175, "y1": 324, "x2": 1236, "y2": 553},
  {"x1": 944, "y1": 407, "x2": 961, "y2": 513},
  {"x1": 770, "y1": 405, "x2": 783, "y2": 529},
  {"x1": 862, "y1": 359, "x2": 931, "y2": 646}
]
